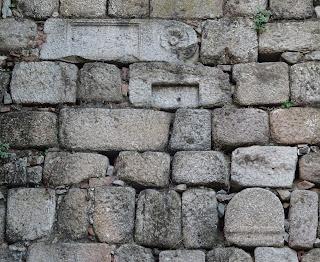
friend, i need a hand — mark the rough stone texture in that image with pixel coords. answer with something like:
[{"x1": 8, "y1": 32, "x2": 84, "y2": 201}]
[
  {"x1": 0, "y1": 199, "x2": 4, "y2": 243},
  {"x1": 0, "y1": 245, "x2": 23, "y2": 262},
  {"x1": 201, "y1": 18, "x2": 258, "y2": 65},
  {"x1": 41, "y1": 19, "x2": 198, "y2": 63},
  {"x1": 0, "y1": 111, "x2": 58, "y2": 148},
  {"x1": 129, "y1": 62, "x2": 231, "y2": 108},
  {"x1": 305, "y1": 51, "x2": 320, "y2": 61},
  {"x1": 289, "y1": 190, "x2": 318, "y2": 249},
  {"x1": 27, "y1": 243, "x2": 111, "y2": 262},
  {"x1": 231, "y1": 146, "x2": 298, "y2": 188},
  {"x1": 291, "y1": 62, "x2": 320, "y2": 106},
  {"x1": 233, "y1": 62, "x2": 289, "y2": 106},
  {"x1": 60, "y1": 0, "x2": 107, "y2": 18},
  {"x1": 6, "y1": 188, "x2": 56, "y2": 242},
  {"x1": 225, "y1": 188, "x2": 285, "y2": 247},
  {"x1": 302, "y1": 249, "x2": 320, "y2": 262},
  {"x1": 270, "y1": 0, "x2": 313, "y2": 19},
  {"x1": 0, "y1": 71, "x2": 10, "y2": 104},
  {"x1": 172, "y1": 151, "x2": 229, "y2": 187},
  {"x1": 182, "y1": 189, "x2": 218, "y2": 249},
  {"x1": 150, "y1": 0, "x2": 223, "y2": 19},
  {"x1": 207, "y1": 248, "x2": 253, "y2": 262},
  {"x1": 79, "y1": 63, "x2": 122, "y2": 103},
  {"x1": 11, "y1": 62, "x2": 78, "y2": 105},
  {"x1": 135, "y1": 189, "x2": 182, "y2": 248},
  {"x1": 114, "y1": 244, "x2": 154, "y2": 262},
  {"x1": 43, "y1": 151, "x2": 108, "y2": 187},
  {"x1": 60, "y1": 108, "x2": 172, "y2": 151},
  {"x1": 270, "y1": 108, "x2": 320, "y2": 145},
  {"x1": 212, "y1": 108, "x2": 269, "y2": 150},
  {"x1": 254, "y1": 247, "x2": 298, "y2": 262},
  {"x1": 224, "y1": 0, "x2": 268, "y2": 16},
  {"x1": 299, "y1": 152, "x2": 320, "y2": 184},
  {"x1": 0, "y1": 157, "x2": 27, "y2": 186},
  {"x1": 115, "y1": 151, "x2": 170, "y2": 188},
  {"x1": 159, "y1": 250, "x2": 205, "y2": 262},
  {"x1": 170, "y1": 109, "x2": 211, "y2": 151},
  {"x1": 108, "y1": 0, "x2": 149, "y2": 18},
  {"x1": 16, "y1": 0, "x2": 59, "y2": 19},
  {"x1": 93, "y1": 187, "x2": 135, "y2": 244},
  {"x1": 281, "y1": 52, "x2": 303, "y2": 65}
]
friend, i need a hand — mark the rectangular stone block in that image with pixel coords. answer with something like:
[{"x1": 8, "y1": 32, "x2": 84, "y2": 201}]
[
  {"x1": 0, "y1": 71, "x2": 10, "y2": 104},
  {"x1": 60, "y1": 0, "x2": 107, "y2": 18},
  {"x1": 115, "y1": 244, "x2": 154, "y2": 262},
  {"x1": 159, "y1": 250, "x2": 205, "y2": 262},
  {"x1": 60, "y1": 108, "x2": 172, "y2": 151},
  {"x1": 299, "y1": 152, "x2": 320, "y2": 184},
  {"x1": 129, "y1": 62, "x2": 231, "y2": 108},
  {"x1": 254, "y1": 247, "x2": 298, "y2": 262},
  {"x1": 207, "y1": 248, "x2": 252, "y2": 262},
  {"x1": 108, "y1": 0, "x2": 149, "y2": 18},
  {"x1": 41, "y1": 19, "x2": 198, "y2": 63},
  {"x1": 16, "y1": 0, "x2": 59, "y2": 19},
  {"x1": 270, "y1": 0, "x2": 313, "y2": 19},
  {"x1": 224, "y1": 0, "x2": 267, "y2": 17}
]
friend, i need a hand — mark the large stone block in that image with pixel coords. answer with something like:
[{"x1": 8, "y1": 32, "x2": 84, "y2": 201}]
[
  {"x1": 115, "y1": 244, "x2": 154, "y2": 262},
  {"x1": 159, "y1": 250, "x2": 205, "y2": 262},
  {"x1": 201, "y1": 18, "x2": 258, "y2": 65},
  {"x1": 135, "y1": 189, "x2": 182, "y2": 248},
  {"x1": 0, "y1": 111, "x2": 58, "y2": 149},
  {"x1": 302, "y1": 249, "x2": 320, "y2": 262},
  {"x1": 0, "y1": 71, "x2": 10, "y2": 104},
  {"x1": 299, "y1": 152, "x2": 320, "y2": 184},
  {"x1": 233, "y1": 62, "x2": 289, "y2": 106},
  {"x1": 6, "y1": 188, "x2": 56, "y2": 242},
  {"x1": 225, "y1": 188, "x2": 285, "y2": 247},
  {"x1": 0, "y1": 245, "x2": 23, "y2": 262},
  {"x1": 254, "y1": 247, "x2": 298, "y2": 262},
  {"x1": 231, "y1": 146, "x2": 298, "y2": 188},
  {"x1": 40, "y1": 19, "x2": 198, "y2": 63},
  {"x1": 60, "y1": 108, "x2": 172, "y2": 151},
  {"x1": 224, "y1": 0, "x2": 267, "y2": 17},
  {"x1": 16, "y1": 0, "x2": 59, "y2": 18},
  {"x1": 108, "y1": 0, "x2": 149, "y2": 18},
  {"x1": 129, "y1": 62, "x2": 231, "y2": 109},
  {"x1": 60, "y1": 0, "x2": 107, "y2": 17},
  {"x1": 270, "y1": 0, "x2": 313, "y2": 19},
  {"x1": 0, "y1": 198, "x2": 4, "y2": 244},
  {"x1": 207, "y1": 248, "x2": 253, "y2": 262},
  {"x1": 11, "y1": 62, "x2": 78, "y2": 105}
]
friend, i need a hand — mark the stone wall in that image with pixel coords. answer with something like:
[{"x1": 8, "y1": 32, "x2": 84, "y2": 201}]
[{"x1": 0, "y1": 0, "x2": 320, "y2": 261}]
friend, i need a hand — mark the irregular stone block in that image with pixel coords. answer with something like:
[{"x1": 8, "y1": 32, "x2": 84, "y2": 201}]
[
  {"x1": 270, "y1": 0, "x2": 313, "y2": 19},
  {"x1": 254, "y1": 247, "x2": 298, "y2": 262},
  {"x1": 0, "y1": 245, "x2": 23, "y2": 262},
  {"x1": 224, "y1": 0, "x2": 267, "y2": 16},
  {"x1": 135, "y1": 189, "x2": 182, "y2": 248},
  {"x1": 212, "y1": 108, "x2": 269, "y2": 149},
  {"x1": 60, "y1": 0, "x2": 107, "y2": 17},
  {"x1": 44, "y1": 152, "x2": 108, "y2": 187},
  {"x1": 11, "y1": 62, "x2": 78, "y2": 104},
  {"x1": 108, "y1": 0, "x2": 149, "y2": 18},
  {"x1": 289, "y1": 190, "x2": 318, "y2": 249},
  {"x1": 159, "y1": 250, "x2": 205, "y2": 262},
  {"x1": 299, "y1": 152, "x2": 320, "y2": 184},
  {"x1": 60, "y1": 108, "x2": 172, "y2": 151},
  {"x1": 6, "y1": 188, "x2": 56, "y2": 242},
  {"x1": 231, "y1": 146, "x2": 298, "y2": 188},
  {"x1": 172, "y1": 151, "x2": 229, "y2": 187},
  {"x1": 0, "y1": 157, "x2": 27, "y2": 186},
  {"x1": 0, "y1": 198, "x2": 4, "y2": 243},
  {"x1": 129, "y1": 62, "x2": 231, "y2": 108},
  {"x1": 302, "y1": 249, "x2": 320, "y2": 262},
  {"x1": 270, "y1": 108, "x2": 320, "y2": 145},
  {"x1": 115, "y1": 244, "x2": 154, "y2": 262},
  {"x1": 79, "y1": 63, "x2": 122, "y2": 103},
  {"x1": 115, "y1": 151, "x2": 170, "y2": 188},
  {"x1": 93, "y1": 187, "x2": 135, "y2": 244},
  {"x1": 27, "y1": 166, "x2": 42, "y2": 185},
  {"x1": 170, "y1": 109, "x2": 211, "y2": 151},
  {"x1": 233, "y1": 62, "x2": 289, "y2": 106},
  {"x1": 16, "y1": 0, "x2": 59, "y2": 18},
  {"x1": 225, "y1": 188, "x2": 285, "y2": 247},
  {"x1": 0, "y1": 111, "x2": 58, "y2": 148},
  {"x1": 201, "y1": 18, "x2": 258, "y2": 65},
  {"x1": 207, "y1": 248, "x2": 253, "y2": 262},
  {"x1": 0, "y1": 71, "x2": 10, "y2": 104},
  {"x1": 41, "y1": 19, "x2": 198, "y2": 63}
]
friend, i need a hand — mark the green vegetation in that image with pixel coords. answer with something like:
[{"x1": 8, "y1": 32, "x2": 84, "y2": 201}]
[
  {"x1": 254, "y1": 9, "x2": 271, "y2": 33},
  {"x1": 0, "y1": 142, "x2": 9, "y2": 159},
  {"x1": 281, "y1": 100, "x2": 294, "y2": 109}
]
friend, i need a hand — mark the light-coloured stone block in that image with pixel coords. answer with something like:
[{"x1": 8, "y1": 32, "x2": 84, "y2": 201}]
[
  {"x1": 302, "y1": 249, "x2": 320, "y2": 262},
  {"x1": 108, "y1": 0, "x2": 149, "y2": 18},
  {"x1": 115, "y1": 244, "x2": 154, "y2": 262},
  {"x1": 270, "y1": 0, "x2": 313, "y2": 19},
  {"x1": 224, "y1": 0, "x2": 267, "y2": 17},
  {"x1": 207, "y1": 248, "x2": 252, "y2": 262},
  {"x1": 16, "y1": 0, "x2": 59, "y2": 18},
  {"x1": 159, "y1": 250, "x2": 205, "y2": 262},
  {"x1": 60, "y1": 0, "x2": 107, "y2": 18},
  {"x1": 299, "y1": 152, "x2": 320, "y2": 184},
  {"x1": 254, "y1": 247, "x2": 298, "y2": 262}
]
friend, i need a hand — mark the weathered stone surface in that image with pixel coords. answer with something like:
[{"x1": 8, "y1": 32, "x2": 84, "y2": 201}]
[
  {"x1": 129, "y1": 62, "x2": 231, "y2": 108},
  {"x1": 270, "y1": 0, "x2": 313, "y2": 19},
  {"x1": 108, "y1": 0, "x2": 149, "y2": 18},
  {"x1": 6, "y1": 188, "x2": 56, "y2": 242},
  {"x1": 115, "y1": 151, "x2": 170, "y2": 188},
  {"x1": 11, "y1": 62, "x2": 78, "y2": 104},
  {"x1": 41, "y1": 19, "x2": 198, "y2": 63},
  {"x1": 201, "y1": 18, "x2": 258, "y2": 65},
  {"x1": 172, "y1": 151, "x2": 229, "y2": 187},
  {"x1": 0, "y1": 111, "x2": 58, "y2": 148},
  {"x1": 170, "y1": 109, "x2": 211, "y2": 151},
  {"x1": 60, "y1": 108, "x2": 172, "y2": 151},
  {"x1": 27, "y1": 166, "x2": 42, "y2": 185},
  {"x1": 0, "y1": 245, "x2": 23, "y2": 262},
  {"x1": 60, "y1": 0, "x2": 107, "y2": 17},
  {"x1": 0, "y1": 71, "x2": 10, "y2": 104},
  {"x1": 182, "y1": 189, "x2": 218, "y2": 249},
  {"x1": 79, "y1": 63, "x2": 122, "y2": 103},
  {"x1": 299, "y1": 152, "x2": 320, "y2": 184},
  {"x1": 225, "y1": 188, "x2": 285, "y2": 247},
  {"x1": 289, "y1": 190, "x2": 318, "y2": 249},
  {"x1": 0, "y1": 199, "x2": 4, "y2": 243},
  {"x1": 93, "y1": 187, "x2": 135, "y2": 244},
  {"x1": 305, "y1": 51, "x2": 320, "y2": 61},
  {"x1": 0, "y1": 157, "x2": 27, "y2": 186},
  {"x1": 115, "y1": 244, "x2": 154, "y2": 262},
  {"x1": 231, "y1": 146, "x2": 298, "y2": 188},
  {"x1": 233, "y1": 62, "x2": 289, "y2": 105},
  {"x1": 0, "y1": 18, "x2": 37, "y2": 52},
  {"x1": 291, "y1": 62, "x2": 320, "y2": 106},
  {"x1": 254, "y1": 247, "x2": 298, "y2": 262},
  {"x1": 16, "y1": 0, "x2": 59, "y2": 18},
  {"x1": 159, "y1": 250, "x2": 205, "y2": 262},
  {"x1": 135, "y1": 189, "x2": 181, "y2": 248},
  {"x1": 27, "y1": 243, "x2": 111, "y2": 262},
  {"x1": 281, "y1": 52, "x2": 303, "y2": 65},
  {"x1": 224, "y1": 0, "x2": 267, "y2": 16},
  {"x1": 207, "y1": 248, "x2": 253, "y2": 262},
  {"x1": 212, "y1": 108, "x2": 269, "y2": 149},
  {"x1": 302, "y1": 249, "x2": 320, "y2": 262},
  {"x1": 43, "y1": 152, "x2": 108, "y2": 187},
  {"x1": 270, "y1": 108, "x2": 320, "y2": 145}
]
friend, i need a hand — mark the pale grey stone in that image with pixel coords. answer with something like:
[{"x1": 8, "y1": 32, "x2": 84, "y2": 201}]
[
  {"x1": 0, "y1": 71, "x2": 10, "y2": 104},
  {"x1": 0, "y1": 245, "x2": 23, "y2": 262},
  {"x1": 304, "y1": 51, "x2": 320, "y2": 61},
  {"x1": 254, "y1": 247, "x2": 298, "y2": 262},
  {"x1": 6, "y1": 188, "x2": 56, "y2": 242},
  {"x1": 1, "y1": 0, "x2": 12, "y2": 18},
  {"x1": 108, "y1": 0, "x2": 149, "y2": 18},
  {"x1": 43, "y1": 152, "x2": 109, "y2": 187},
  {"x1": 201, "y1": 18, "x2": 258, "y2": 65},
  {"x1": 302, "y1": 249, "x2": 320, "y2": 262},
  {"x1": 41, "y1": 19, "x2": 198, "y2": 63},
  {"x1": 159, "y1": 250, "x2": 205, "y2": 262},
  {"x1": 231, "y1": 146, "x2": 298, "y2": 188},
  {"x1": 60, "y1": 0, "x2": 107, "y2": 17},
  {"x1": 11, "y1": 62, "x2": 78, "y2": 105},
  {"x1": 299, "y1": 152, "x2": 320, "y2": 184},
  {"x1": 60, "y1": 108, "x2": 172, "y2": 151},
  {"x1": 233, "y1": 62, "x2": 289, "y2": 105},
  {"x1": 172, "y1": 151, "x2": 229, "y2": 187},
  {"x1": 16, "y1": 0, "x2": 59, "y2": 18},
  {"x1": 281, "y1": 52, "x2": 303, "y2": 64},
  {"x1": 115, "y1": 244, "x2": 154, "y2": 262},
  {"x1": 0, "y1": 199, "x2": 4, "y2": 243},
  {"x1": 135, "y1": 189, "x2": 182, "y2": 248},
  {"x1": 3, "y1": 91, "x2": 12, "y2": 105},
  {"x1": 93, "y1": 187, "x2": 135, "y2": 244},
  {"x1": 289, "y1": 190, "x2": 318, "y2": 249},
  {"x1": 316, "y1": 6, "x2": 320, "y2": 18},
  {"x1": 224, "y1": 0, "x2": 267, "y2": 16},
  {"x1": 129, "y1": 62, "x2": 231, "y2": 108},
  {"x1": 270, "y1": 0, "x2": 313, "y2": 19},
  {"x1": 207, "y1": 248, "x2": 253, "y2": 262},
  {"x1": 225, "y1": 188, "x2": 285, "y2": 247}
]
